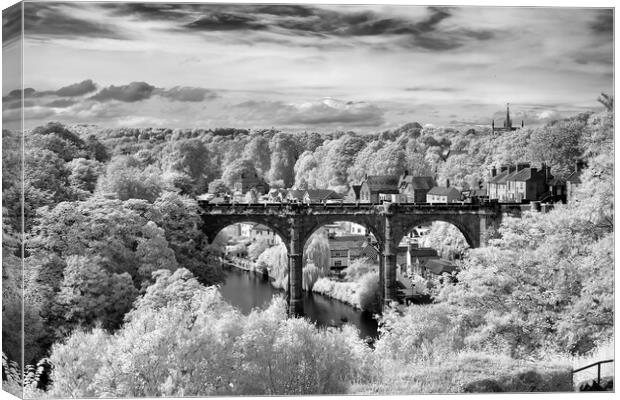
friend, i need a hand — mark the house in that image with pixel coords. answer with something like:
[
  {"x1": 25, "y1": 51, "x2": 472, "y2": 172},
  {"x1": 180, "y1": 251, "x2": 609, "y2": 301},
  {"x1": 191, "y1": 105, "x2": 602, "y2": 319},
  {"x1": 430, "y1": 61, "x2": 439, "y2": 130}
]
[
  {"x1": 398, "y1": 171, "x2": 435, "y2": 203},
  {"x1": 303, "y1": 189, "x2": 342, "y2": 204},
  {"x1": 358, "y1": 174, "x2": 400, "y2": 203},
  {"x1": 239, "y1": 223, "x2": 282, "y2": 245},
  {"x1": 426, "y1": 184, "x2": 461, "y2": 203},
  {"x1": 487, "y1": 165, "x2": 515, "y2": 201},
  {"x1": 285, "y1": 189, "x2": 306, "y2": 202},
  {"x1": 504, "y1": 163, "x2": 552, "y2": 202},
  {"x1": 233, "y1": 171, "x2": 269, "y2": 195},
  {"x1": 328, "y1": 235, "x2": 379, "y2": 270},
  {"x1": 461, "y1": 188, "x2": 488, "y2": 203},
  {"x1": 267, "y1": 188, "x2": 288, "y2": 202},
  {"x1": 347, "y1": 185, "x2": 361, "y2": 202},
  {"x1": 396, "y1": 242, "x2": 440, "y2": 277},
  {"x1": 566, "y1": 160, "x2": 587, "y2": 203},
  {"x1": 379, "y1": 193, "x2": 408, "y2": 203}
]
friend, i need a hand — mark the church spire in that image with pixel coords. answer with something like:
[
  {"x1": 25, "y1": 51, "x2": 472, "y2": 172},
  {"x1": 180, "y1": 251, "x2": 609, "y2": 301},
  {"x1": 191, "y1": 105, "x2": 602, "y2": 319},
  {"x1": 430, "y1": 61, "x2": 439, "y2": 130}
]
[{"x1": 506, "y1": 103, "x2": 512, "y2": 129}]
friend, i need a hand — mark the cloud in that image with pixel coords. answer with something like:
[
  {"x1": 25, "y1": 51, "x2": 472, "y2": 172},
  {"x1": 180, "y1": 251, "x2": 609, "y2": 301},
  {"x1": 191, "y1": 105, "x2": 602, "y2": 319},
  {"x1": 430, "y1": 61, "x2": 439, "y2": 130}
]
[
  {"x1": 590, "y1": 9, "x2": 613, "y2": 35},
  {"x1": 235, "y1": 97, "x2": 385, "y2": 127},
  {"x1": 45, "y1": 99, "x2": 77, "y2": 108},
  {"x1": 55, "y1": 79, "x2": 97, "y2": 97},
  {"x1": 185, "y1": 12, "x2": 266, "y2": 31},
  {"x1": 2, "y1": 3, "x2": 22, "y2": 46},
  {"x1": 112, "y1": 4, "x2": 494, "y2": 51},
  {"x1": 23, "y1": 3, "x2": 126, "y2": 40},
  {"x1": 405, "y1": 86, "x2": 459, "y2": 92},
  {"x1": 90, "y1": 82, "x2": 156, "y2": 102},
  {"x1": 156, "y1": 86, "x2": 218, "y2": 102}
]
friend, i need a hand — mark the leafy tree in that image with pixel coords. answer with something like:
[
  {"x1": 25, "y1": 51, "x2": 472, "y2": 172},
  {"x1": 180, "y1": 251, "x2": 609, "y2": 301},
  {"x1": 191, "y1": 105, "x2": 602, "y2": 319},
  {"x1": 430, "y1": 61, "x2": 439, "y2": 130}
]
[
  {"x1": 257, "y1": 243, "x2": 289, "y2": 290},
  {"x1": 268, "y1": 133, "x2": 298, "y2": 188},
  {"x1": 47, "y1": 269, "x2": 372, "y2": 397},
  {"x1": 152, "y1": 192, "x2": 224, "y2": 285},
  {"x1": 221, "y1": 158, "x2": 260, "y2": 191},
  {"x1": 161, "y1": 138, "x2": 216, "y2": 193},
  {"x1": 96, "y1": 155, "x2": 164, "y2": 202},
  {"x1": 136, "y1": 221, "x2": 179, "y2": 284},
  {"x1": 242, "y1": 136, "x2": 271, "y2": 176},
  {"x1": 68, "y1": 158, "x2": 103, "y2": 193},
  {"x1": 302, "y1": 231, "x2": 330, "y2": 291},
  {"x1": 248, "y1": 238, "x2": 271, "y2": 260},
  {"x1": 528, "y1": 120, "x2": 585, "y2": 178},
  {"x1": 54, "y1": 255, "x2": 138, "y2": 331}
]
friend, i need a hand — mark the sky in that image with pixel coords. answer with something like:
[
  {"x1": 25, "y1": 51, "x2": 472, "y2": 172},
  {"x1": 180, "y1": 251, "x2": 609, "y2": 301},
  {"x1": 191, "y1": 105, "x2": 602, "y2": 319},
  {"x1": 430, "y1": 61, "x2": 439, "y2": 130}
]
[{"x1": 1, "y1": 2, "x2": 614, "y2": 131}]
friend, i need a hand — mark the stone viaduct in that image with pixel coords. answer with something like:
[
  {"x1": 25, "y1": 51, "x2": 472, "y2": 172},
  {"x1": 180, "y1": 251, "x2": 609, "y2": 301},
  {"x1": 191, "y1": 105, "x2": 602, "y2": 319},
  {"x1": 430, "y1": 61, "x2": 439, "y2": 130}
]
[{"x1": 199, "y1": 201, "x2": 526, "y2": 315}]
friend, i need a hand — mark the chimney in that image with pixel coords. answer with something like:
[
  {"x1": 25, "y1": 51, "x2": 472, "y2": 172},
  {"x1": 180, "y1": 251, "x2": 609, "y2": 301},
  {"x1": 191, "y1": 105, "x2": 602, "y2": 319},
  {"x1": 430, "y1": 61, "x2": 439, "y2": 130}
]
[
  {"x1": 446, "y1": 179, "x2": 450, "y2": 188},
  {"x1": 575, "y1": 160, "x2": 586, "y2": 172},
  {"x1": 521, "y1": 120, "x2": 524, "y2": 128},
  {"x1": 516, "y1": 162, "x2": 530, "y2": 171},
  {"x1": 404, "y1": 170, "x2": 409, "y2": 176},
  {"x1": 492, "y1": 119, "x2": 495, "y2": 130}
]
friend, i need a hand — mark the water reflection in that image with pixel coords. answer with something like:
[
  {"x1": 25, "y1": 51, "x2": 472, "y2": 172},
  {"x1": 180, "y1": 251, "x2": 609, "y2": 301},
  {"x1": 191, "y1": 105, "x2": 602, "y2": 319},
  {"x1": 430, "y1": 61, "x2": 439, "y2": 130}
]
[{"x1": 219, "y1": 267, "x2": 379, "y2": 341}]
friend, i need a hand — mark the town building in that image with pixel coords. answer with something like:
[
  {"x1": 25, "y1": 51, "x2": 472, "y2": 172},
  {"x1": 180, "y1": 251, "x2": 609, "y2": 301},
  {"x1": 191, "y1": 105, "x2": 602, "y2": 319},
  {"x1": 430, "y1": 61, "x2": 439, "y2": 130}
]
[
  {"x1": 328, "y1": 235, "x2": 379, "y2": 270},
  {"x1": 492, "y1": 103, "x2": 524, "y2": 133},
  {"x1": 461, "y1": 188, "x2": 488, "y2": 203},
  {"x1": 347, "y1": 185, "x2": 361, "y2": 202},
  {"x1": 233, "y1": 171, "x2": 269, "y2": 195},
  {"x1": 426, "y1": 183, "x2": 461, "y2": 203},
  {"x1": 303, "y1": 189, "x2": 342, "y2": 204},
  {"x1": 359, "y1": 174, "x2": 400, "y2": 203},
  {"x1": 238, "y1": 223, "x2": 282, "y2": 246},
  {"x1": 398, "y1": 172, "x2": 436, "y2": 203}
]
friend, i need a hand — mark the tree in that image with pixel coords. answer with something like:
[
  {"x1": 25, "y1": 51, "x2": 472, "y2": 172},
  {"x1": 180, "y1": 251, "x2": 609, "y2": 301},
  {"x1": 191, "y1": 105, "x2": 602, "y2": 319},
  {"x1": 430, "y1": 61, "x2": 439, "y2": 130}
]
[
  {"x1": 68, "y1": 157, "x2": 103, "y2": 193},
  {"x1": 248, "y1": 238, "x2": 271, "y2": 260},
  {"x1": 303, "y1": 231, "x2": 331, "y2": 291},
  {"x1": 221, "y1": 159, "x2": 259, "y2": 191},
  {"x1": 242, "y1": 136, "x2": 271, "y2": 176},
  {"x1": 47, "y1": 269, "x2": 371, "y2": 397},
  {"x1": 161, "y1": 138, "x2": 215, "y2": 193},
  {"x1": 268, "y1": 133, "x2": 298, "y2": 188},
  {"x1": 152, "y1": 192, "x2": 224, "y2": 286},
  {"x1": 96, "y1": 155, "x2": 164, "y2": 202},
  {"x1": 257, "y1": 243, "x2": 289, "y2": 290},
  {"x1": 136, "y1": 221, "x2": 179, "y2": 284},
  {"x1": 528, "y1": 119, "x2": 585, "y2": 178},
  {"x1": 54, "y1": 255, "x2": 138, "y2": 331}
]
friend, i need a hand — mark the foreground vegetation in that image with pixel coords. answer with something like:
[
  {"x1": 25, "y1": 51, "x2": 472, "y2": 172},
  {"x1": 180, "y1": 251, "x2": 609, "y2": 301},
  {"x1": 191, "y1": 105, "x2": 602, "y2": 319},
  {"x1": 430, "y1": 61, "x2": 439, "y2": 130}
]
[{"x1": 1, "y1": 96, "x2": 613, "y2": 396}]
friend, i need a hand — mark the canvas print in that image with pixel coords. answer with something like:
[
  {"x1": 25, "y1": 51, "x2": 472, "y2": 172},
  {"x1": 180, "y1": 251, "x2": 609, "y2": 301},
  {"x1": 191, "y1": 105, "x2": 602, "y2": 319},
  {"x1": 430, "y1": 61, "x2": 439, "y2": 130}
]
[{"x1": 1, "y1": 1, "x2": 614, "y2": 398}]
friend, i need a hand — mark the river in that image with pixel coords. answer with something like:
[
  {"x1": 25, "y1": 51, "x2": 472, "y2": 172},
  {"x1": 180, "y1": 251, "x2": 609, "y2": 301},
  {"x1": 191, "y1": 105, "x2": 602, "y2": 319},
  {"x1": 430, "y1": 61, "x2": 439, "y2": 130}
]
[{"x1": 219, "y1": 267, "x2": 379, "y2": 341}]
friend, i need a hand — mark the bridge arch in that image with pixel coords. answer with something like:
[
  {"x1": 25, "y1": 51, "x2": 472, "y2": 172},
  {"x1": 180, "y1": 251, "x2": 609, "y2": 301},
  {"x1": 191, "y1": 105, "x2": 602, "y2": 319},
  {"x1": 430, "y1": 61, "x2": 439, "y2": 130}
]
[
  {"x1": 202, "y1": 215, "x2": 291, "y2": 253},
  {"x1": 395, "y1": 215, "x2": 478, "y2": 249},
  {"x1": 300, "y1": 215, "x2": 385, "y2": 250}
]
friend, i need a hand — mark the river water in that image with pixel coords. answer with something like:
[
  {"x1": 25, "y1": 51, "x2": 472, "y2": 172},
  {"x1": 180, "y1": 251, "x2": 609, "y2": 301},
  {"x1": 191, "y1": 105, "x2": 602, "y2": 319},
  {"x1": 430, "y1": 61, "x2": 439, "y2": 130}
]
[{"x1": 219, "y1": 267, "x2": 379, "y2": 341}]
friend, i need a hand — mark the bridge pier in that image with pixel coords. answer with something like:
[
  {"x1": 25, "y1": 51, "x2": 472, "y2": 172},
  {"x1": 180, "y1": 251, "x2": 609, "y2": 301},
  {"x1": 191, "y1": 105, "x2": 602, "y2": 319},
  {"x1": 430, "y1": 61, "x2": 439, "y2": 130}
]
[
  {"x1": 288, "y1": 217, "x2": 304, "y2": 316},
  {"x1": 383, "y1": 214, "x2": 398, "y2": 307}
]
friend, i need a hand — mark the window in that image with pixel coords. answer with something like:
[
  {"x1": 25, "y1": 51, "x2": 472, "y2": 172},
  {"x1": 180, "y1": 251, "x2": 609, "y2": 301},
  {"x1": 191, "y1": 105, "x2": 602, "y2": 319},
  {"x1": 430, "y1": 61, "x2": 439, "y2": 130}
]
[{"x1": 334, "y1": 260, "x2": 342, "y2": 267}]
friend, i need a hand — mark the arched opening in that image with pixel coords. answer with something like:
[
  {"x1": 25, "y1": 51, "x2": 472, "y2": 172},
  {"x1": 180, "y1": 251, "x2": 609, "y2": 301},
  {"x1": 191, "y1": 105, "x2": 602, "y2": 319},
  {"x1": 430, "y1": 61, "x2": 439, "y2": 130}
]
[
  {"x1": 302, "y1": 220, "x2": 382, "y2": 315},
  {"x1": 395, "y1": 219, "x2": 471, "y2": 305},
  {"x1": 209, "y1": 221, "x2": 289, "y2": 314}
]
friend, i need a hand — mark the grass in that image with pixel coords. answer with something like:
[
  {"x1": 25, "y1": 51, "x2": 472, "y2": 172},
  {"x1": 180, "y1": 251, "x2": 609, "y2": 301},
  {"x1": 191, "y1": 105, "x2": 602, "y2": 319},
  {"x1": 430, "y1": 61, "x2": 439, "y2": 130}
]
[{"x1": 349, "y1": 351, "x2": 573, "y2": 394}]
